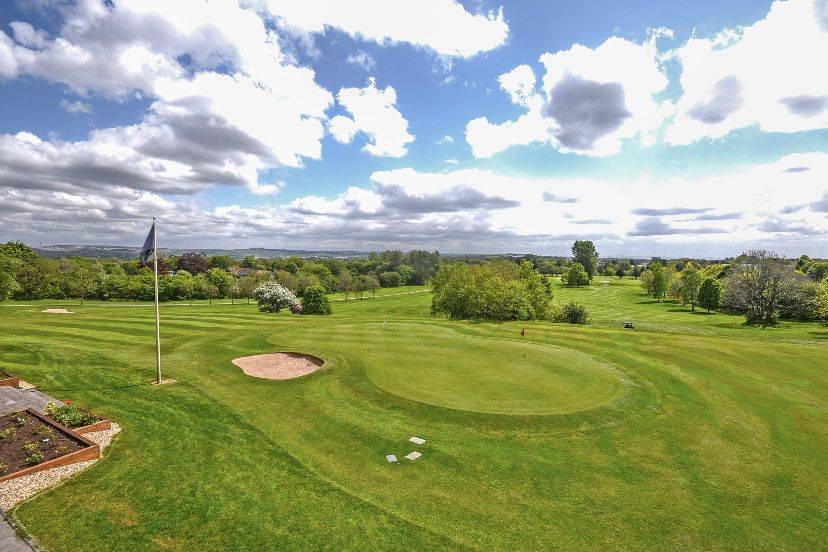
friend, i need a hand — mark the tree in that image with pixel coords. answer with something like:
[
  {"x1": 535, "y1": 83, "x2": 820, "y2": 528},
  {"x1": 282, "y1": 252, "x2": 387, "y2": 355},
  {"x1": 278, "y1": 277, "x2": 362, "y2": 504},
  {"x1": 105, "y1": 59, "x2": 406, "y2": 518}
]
[
  {"x1": 563, "y1": 263, "x2": 589, "y2": 287},
  {"x1": 252, "y1": 282, "x2": 298, "y2": 313},
  {"x1": 680, "y1": 266, "x2": 702, "y2": 310},
  {"x1": 395, "y1": 264, "x2": 414, "y2": 284},
  {"x1": 650, "y1": 262, "x2": 667, "y2": 302},
  {"x1": 238, "y1": 275, "x2": 257, "y2": 304},
  {"x1": 616, "y1": 260, "x2": 631, "y2": 278},
  {"x1": 808, "y1": 261, "x2": 828, "y2": 282},
  {"x1": 362, "y1": 275, "x2": 380, "y2": 298},
  {"x1": 178, "y1": 252, "x2": 209, "y2": 275},
  {"x1": 640, "y1": 269, "x2": 653, "y2": 294},
  {"x1": 0, "y1": 253, "x2": 21, "y2": 301},
  {"x1": 724, "y1": 250, "x2": 797, "y2": 325},
  {"x1": 697, "y1": 277, "x2": 722, "y2": 314},
  {"x1": 207, "y1": 268, "x2": 232, "y2": 297},
  {"x1": 300, "y1": 286, "x2": 332, "y2": 315},
  {"x1": 175, "y1": 270, "x2": 196, "y2": 306},
  {"x1": 378, "y1": 271, "x2": 402, "y2": 288},
  {"x1": 603, "y1": 265, "x2": 616, "y2": 277},
  {"x1": 571, "y1": 240, "x2": 599, "y2": 280},
  {"x1": 555, "y1": 300, "x2": 591, "y2": 324},
  {"x1": 338, "y1": 271, "x2": 353, "y2": 300},
  {"x1": 408, "y1": 250, "x2": 441, "y2": 285}
]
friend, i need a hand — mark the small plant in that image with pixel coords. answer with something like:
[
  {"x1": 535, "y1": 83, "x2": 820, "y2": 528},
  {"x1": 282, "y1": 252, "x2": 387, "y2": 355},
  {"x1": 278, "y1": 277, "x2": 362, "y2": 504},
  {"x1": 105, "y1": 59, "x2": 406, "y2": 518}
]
[
  {"x1": 22, "y1": 441, "x2": 39, "y2": 454},
  {"x1": 0, "y1": 366, "x2": 10, "y2": 378},
  {"x1": 56, "y1": 444, "x2": 70, "y2": 455},
  {"x1": 36, "y1": 425, "x2": 55, "y2": 438},
  {"x1": 0, "y1": 462, "x2": 7, "y2": 474},
  {"x1": 24, "y1": 452, "x2": 44, "y2": 465},
  {"x1": 11, "y1": 412, "x2": 27, "y2": 427},
  {"x1": 0, "y1": 427, "x2": 16, "y2": 440},
  {"x1": 45, "y1": 402, "x2": 99, "y2": 428}
]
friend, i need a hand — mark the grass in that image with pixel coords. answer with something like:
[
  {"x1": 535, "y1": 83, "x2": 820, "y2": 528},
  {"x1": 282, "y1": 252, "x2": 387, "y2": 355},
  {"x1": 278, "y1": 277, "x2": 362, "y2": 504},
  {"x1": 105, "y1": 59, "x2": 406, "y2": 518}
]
[{"x1": 0, "y1": 278, "x2": 825, "y2": 550}]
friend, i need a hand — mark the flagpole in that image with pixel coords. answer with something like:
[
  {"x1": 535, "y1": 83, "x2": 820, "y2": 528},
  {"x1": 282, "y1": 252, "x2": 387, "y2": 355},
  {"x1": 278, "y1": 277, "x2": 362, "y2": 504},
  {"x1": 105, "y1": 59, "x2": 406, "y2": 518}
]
[{"x1": 153, "y1": 217, "x2": 162, "y2": 384}]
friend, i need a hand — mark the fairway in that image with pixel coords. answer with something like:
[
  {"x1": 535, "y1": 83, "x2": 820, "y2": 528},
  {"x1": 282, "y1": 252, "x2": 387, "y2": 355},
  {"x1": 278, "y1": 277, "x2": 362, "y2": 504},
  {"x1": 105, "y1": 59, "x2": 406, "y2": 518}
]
[{"x1": 0, "y1": 280, "x2": 826, "y2": 550}]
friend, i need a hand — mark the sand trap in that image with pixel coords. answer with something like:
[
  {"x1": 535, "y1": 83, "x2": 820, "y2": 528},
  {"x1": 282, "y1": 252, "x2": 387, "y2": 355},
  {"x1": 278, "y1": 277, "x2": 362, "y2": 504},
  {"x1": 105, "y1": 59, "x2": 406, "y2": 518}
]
[
  {"x1": 41, "y1": 308, "x2": 73, "y2": 314},
  {"x1": 232, "y1": 352, "x2": 324, "y2": 380}
]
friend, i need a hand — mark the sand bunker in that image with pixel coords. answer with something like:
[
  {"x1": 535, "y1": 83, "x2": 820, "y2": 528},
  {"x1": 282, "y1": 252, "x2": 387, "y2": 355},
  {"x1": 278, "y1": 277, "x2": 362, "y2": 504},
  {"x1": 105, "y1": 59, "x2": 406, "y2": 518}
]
[
  {"x1": 41, "y1": 308, "x2": 73, "y2": 314},
  {"x1": 232, "y1": 352, "x2": 324, "y2": 380}
]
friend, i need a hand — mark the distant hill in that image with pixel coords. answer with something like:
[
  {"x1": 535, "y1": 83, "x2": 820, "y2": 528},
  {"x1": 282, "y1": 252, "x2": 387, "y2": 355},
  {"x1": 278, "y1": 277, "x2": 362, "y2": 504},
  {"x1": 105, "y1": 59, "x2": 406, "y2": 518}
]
[{"x1": 33, "y1": 244, "x2": 371, "y2": 260}]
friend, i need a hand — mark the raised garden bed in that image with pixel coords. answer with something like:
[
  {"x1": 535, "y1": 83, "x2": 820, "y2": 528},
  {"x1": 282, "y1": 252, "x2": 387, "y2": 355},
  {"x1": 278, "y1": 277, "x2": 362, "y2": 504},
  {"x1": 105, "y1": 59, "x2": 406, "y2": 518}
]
[
  {"x1": 0, "y1": 367, "x2": 19, "y2": 389},
  {"x1": 0, "y1": 409, "x2": 100, "y2": 483}
]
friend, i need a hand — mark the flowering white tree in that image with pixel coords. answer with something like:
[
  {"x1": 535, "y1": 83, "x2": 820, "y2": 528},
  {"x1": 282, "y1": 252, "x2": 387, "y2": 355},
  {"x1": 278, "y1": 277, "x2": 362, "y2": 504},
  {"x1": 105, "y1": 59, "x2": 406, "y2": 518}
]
[{"x1": 252, "y1": 282, "x2": 299, "y2": 313}]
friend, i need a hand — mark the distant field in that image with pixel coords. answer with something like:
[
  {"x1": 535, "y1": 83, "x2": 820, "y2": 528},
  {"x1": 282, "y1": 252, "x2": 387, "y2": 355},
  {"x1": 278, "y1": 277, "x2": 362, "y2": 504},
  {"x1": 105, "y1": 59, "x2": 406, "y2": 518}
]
[{"x1": 1, "y1": 278, "x2": 825, "y2": 550}]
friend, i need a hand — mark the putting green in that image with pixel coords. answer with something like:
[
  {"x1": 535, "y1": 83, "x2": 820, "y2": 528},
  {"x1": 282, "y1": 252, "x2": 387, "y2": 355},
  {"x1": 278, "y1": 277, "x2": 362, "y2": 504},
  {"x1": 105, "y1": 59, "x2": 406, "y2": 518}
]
[{"x1": 362, "y1": 324, "x2": 626, "y2": 415}]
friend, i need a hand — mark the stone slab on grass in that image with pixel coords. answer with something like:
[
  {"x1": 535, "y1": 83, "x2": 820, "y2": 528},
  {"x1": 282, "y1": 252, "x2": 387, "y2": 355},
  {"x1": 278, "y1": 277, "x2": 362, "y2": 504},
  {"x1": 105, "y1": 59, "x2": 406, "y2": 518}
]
[
  {"x1": 409, "y1": 436, "x2": 425, "y2": 445},
  {"x1": 405, "y1": 451, "x2": 421, "y2": 460},
  {"x1": 386, "y1": 455, "x2": 397, "y2": 463}
]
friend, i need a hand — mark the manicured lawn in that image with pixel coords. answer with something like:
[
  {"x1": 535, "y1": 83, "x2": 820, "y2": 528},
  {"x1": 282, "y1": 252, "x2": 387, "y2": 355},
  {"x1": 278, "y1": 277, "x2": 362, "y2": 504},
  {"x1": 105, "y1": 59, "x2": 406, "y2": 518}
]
[{"x1": 0, "y1": 279, "x2": 825, "y2": 550}]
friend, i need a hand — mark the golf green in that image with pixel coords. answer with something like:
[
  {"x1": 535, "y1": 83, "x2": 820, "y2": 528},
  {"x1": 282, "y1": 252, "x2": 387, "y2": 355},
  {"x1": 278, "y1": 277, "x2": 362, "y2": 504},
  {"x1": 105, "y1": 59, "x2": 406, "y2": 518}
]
[{"x1": 358, "y1": 324, "x2": 625, "y2": 415}]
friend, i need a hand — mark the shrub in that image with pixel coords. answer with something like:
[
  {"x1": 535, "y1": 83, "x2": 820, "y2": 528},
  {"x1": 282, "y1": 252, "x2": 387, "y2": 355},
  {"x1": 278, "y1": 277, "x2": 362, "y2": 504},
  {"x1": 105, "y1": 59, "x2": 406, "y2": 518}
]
[
  {"x1": 0, "y1": 462, "x2": 7, "y2": 473},
  {"x1": 0, "y1": 427, "x2": 15, "y2": 440},
  {"x1": 45, "y1": 402, "x2": 99, "y2": 428},
  {"x1": 36, "y1": 425, "x2": 54, "y2": 438},
  {"x1": 300, "y1": 286, "x2": 332, "y2": 315},
  {"x1": 22, "y1": 441, "x2": 39, "y2": 454},
  {"x1": 252, "y1": 282, "x2": 299, "y2": 314},
  {"x1": 378, "y1": 271, "x2": 402, "y2": 288},
  {"x1": 25, "y1": 452, "x2": 44, "y2": 465},
  {"x1": 11, "y1": 412, "x2": 26, "y2": 427},
  {"x1": 555, "y1": 301, "x2": 591, "y2": 325}
]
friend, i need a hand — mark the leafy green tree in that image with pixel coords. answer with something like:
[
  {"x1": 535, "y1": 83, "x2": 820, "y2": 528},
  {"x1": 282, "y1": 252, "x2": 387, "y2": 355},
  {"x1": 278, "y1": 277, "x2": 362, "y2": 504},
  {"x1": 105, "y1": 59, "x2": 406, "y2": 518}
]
[
  {"x1": 640, "y1": 269, "x2": 653, "y2": 294},
  {"x1": 378, "y1": 271, "x2": 402, "y2": 287},
  {"x1": 680, "y1": 266, "x2": 702, "y2": 310},
  {"x1": 563, "y1": 263, "x2": 589, "y2": 287},
  {"x1": 207, "y1": 268, "x2": 232, "y2": 297},
  {"x1": 300, "y1": 286, "x2": 332, "y2": 315},
  {"x1": 338, "y1": 271, "x2": 354, "y2": 300},
  {"x1": 808, "y1": 261, "x2": 828, "y2": 282},
  {"x1": 555, "y1": 300, "x2": 590, "y2": 324},
  {"x1": 395, "y1": 264, "x2": 414, "y2": 284},
  {"x1": 650, "y1": 262, "x2": 667, "y2": 302},
  {"x1": 0, "y1": 253, "x2": 21, "y2": 301},
  {"x1": 616, "y1": 260, "x2": 632, "y2": 278},
  {"x1": 571, "y1": 240, "x2": 599, "y2": 280},
  {"x1": 698, "y1": 277, "x2": 722, "y2": 314}
]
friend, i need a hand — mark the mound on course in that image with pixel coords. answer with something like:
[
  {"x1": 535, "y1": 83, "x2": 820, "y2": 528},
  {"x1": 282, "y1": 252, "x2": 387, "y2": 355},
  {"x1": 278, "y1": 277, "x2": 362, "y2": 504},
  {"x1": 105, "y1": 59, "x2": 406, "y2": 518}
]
[{"x1": 0, "y1": 281, "x2": 824, "y2": 551}]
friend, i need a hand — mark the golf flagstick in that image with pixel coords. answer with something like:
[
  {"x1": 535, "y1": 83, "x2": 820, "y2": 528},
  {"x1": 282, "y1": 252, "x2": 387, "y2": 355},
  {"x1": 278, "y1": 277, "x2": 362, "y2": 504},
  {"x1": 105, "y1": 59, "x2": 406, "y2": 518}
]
[
  {"x1": 153, "y1": 218, "x2": 162, "y2": 384},
  {"x1": 141, "y1": 218, "x2": 162, "y2": 384}
]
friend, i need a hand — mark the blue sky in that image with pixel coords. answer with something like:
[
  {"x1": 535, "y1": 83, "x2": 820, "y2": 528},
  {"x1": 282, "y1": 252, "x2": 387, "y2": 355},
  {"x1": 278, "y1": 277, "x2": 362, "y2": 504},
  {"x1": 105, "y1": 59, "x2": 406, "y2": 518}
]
[{"x1": 0, "y1": 0, "x2": 826, "y2": 256}]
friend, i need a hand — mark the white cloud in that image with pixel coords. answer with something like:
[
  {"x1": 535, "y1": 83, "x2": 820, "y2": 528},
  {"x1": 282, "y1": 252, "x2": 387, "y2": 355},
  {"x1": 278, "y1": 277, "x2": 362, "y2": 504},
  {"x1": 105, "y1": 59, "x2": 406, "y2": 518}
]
[
  {"x1": 665, "y1": 0, "x2": 828, "y2": 144},
  {"x1": 59, "y1": 98, "x2": 92, "y2": 114},
  {"x1": 261, "y1": 0, "x2": 508, "y2": 58},
  {"x1": 0, "y1": 0, "x2": 334, "y2": 196},
  {"x1": 0, "y1": 31, "x2": 18, "y2": 79},
  {"x1": 329, "y1": 78, "x2": 414, "y2": 157},
  {"x1": 466, "y1": 35, "x2": 670, "y2": 157},
  {"x1": 346, "y1": 50, "x2": 376, "y2": 72},
  {"x1": 435, "y1": 134, "x2": 454, "y2": 145}
]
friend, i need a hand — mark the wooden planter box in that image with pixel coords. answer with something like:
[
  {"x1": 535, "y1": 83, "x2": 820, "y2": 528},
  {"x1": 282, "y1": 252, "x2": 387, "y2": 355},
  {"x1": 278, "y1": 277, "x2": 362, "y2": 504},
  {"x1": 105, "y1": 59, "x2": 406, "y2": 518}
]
[
  {"x1": 0, "y1": 376, "x2": 20, "y2": 389},
  {"x1": 0, "y1": 409, "x2": 100, "y2": 483},
  {"x1": 74, "y1": 419, "x2": 112, "y2": 434}
]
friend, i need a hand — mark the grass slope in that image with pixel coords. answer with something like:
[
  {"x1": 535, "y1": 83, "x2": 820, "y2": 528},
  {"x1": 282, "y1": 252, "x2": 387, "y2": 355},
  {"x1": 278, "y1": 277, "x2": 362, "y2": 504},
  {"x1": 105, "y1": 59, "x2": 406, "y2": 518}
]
[{"x1": 0, "y1": 279, "x2": 825, "y2": 551}]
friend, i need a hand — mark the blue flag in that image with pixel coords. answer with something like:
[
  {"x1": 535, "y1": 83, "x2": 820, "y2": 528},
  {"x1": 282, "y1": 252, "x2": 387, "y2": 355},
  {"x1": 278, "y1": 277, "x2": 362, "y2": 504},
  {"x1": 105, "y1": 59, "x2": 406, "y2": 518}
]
[{"x1": 140, "y1": 222, "x2": 155, "y2": 263}]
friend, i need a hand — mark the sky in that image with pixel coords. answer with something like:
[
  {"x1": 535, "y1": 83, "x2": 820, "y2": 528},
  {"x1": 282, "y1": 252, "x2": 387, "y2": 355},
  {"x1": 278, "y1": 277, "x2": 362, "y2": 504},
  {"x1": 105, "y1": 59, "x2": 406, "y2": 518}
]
[{"x1": 0, "y1": 0, "x2": 826, "y2": 257}]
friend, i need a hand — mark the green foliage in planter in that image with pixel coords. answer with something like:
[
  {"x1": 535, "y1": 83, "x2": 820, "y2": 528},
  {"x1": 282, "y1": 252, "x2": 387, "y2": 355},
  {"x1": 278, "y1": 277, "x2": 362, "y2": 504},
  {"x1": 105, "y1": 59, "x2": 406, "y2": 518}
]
[
  {"x1": 45, "y1": 402, "x2": 100, "y2": 428},
  {"x1": 25, "y1": 452, "x2": 44, "y2": 465}
]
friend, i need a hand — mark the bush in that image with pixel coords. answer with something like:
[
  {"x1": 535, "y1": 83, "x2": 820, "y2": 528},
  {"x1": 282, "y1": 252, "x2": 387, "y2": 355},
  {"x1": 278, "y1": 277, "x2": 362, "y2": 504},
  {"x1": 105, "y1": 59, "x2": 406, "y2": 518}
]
[
  {"x1": 252, "y1": 282, "x2": 299, "y2": 314},
  {"x1": 378, "y1": 271, "x2": 402, "y2": 288},
  {"x1": 0, "y1": 462, "x2": 7, "y2": 473},
  {"x1": 555, "y1": 301, "x2": 591, "y2": 325},
  {"x1": 45, "y1": 402, "x2": 99, "y2": 428},
  {"x1": 300, "y1": 286, "x2": 332, "y2": 315},
  {"x1": 25, "y1": 452, "x2": 44, "y2": 465}
]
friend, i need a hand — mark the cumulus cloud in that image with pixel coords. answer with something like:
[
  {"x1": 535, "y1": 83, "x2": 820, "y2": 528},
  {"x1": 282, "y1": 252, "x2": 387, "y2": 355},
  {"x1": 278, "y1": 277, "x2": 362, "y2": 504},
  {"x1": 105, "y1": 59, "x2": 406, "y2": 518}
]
[
  {"x1": 346, "y1": 50, "x2": 376, "y2": 72},
  {"x1": 666, "y1": 0, "x2": 828, "y2": 144},
  {"x1": 0, "y1": 0, "x2": 334, "y2": 196},
  {"x1": 466, "y1": 34, "x2": 670, "y2": 157},
  {"x1": 261, "y1": 0, "x2": 508, "y2": 58},
  {"x1": 0, "y1": 31, "x2": 18, "y2": 79},
  {"x1": 693, "y1": 212, "x2": 743, "y2": 221},
  {"x1": 329, "y1": 78, "x2": 414, "y2": 157},
  {"x1": 59, "y1": 98, "x2": 92, "y2": 114},
  {"x1": 435, "y1": 134, "x2": 454, "y2": 145},
  {"x1": 756, "y1": 219, "x2": 822, "y2": 235}
]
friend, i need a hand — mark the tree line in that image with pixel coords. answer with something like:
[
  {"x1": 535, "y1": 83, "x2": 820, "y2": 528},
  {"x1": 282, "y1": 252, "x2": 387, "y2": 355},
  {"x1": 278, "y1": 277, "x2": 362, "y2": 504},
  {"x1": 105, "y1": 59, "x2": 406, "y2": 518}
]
[{"x1": 0, "y1": 242, "x2": 441, "y2": 304}]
